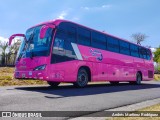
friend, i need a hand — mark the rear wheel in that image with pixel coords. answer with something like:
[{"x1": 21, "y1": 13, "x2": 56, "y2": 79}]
[
  {"x1": 129, "y1": 72, "x2": 142, "y2": 85},
  {"x1": 135, "y1": 72, "x2": 142, "y2": 85},
  {"x1": 73, "y1": 68, "x2": 88, "y2": 88},
  {"x1": 110, "y1": 81, "x2": 119, "y2": 85},
  {"x1": 47, "y1": 81, "x2": 60, "y2": 87}
]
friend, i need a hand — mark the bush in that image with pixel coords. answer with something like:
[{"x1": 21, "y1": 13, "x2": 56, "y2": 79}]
[
  {"x1": 154, "y1": 64, "x2": 160, "y2": 74},
  {"x1": 154, "y1": 74, "x2": 160, "y2": 81}
]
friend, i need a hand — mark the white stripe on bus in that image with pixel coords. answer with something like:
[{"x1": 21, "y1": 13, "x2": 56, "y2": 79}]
[{"x1": 71, "y1": 43, "x2": 83, "y2": 60}]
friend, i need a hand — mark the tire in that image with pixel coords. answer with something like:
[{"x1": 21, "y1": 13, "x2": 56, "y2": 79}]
[
  {"x1": 73, "y1": 68, "x2": 88, "y2": 88},
  {"x1": 47, "y1": 81, "x2": 60, "y2": 87},
  {"x1": 130, "y1": 72, "x2": 142, "y2": 85},
  {"x1": 110, "y1": 81, "x2": 119, "y2": 85},
  {"x1": 135, "y1": 72, "x2": 142, "y2": 85}
]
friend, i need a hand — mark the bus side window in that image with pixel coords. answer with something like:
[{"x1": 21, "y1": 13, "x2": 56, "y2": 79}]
[
  {"x1": 64, "y1": 25, "x2": 77, "y2": 60},
  {"x1": 51, "y1": 23, "x2": 77, "y2": 64},
  {"x1": 53, "y1": 26, "x2": 66, "y2": 51},
  {"x1": 51, "y1": 27, "x2": 66, "y2": 63},
  {"x1": 92, "y1": 31, "x2": 106, "y2": 50},
  {"x1": 119, "y1": 41, "x2": 130, "y2": 55},
  {"x1": 146, "y1": 49, "x2": 151, "y2": 60},
  {"x1": 130, "y1": 44, "x2": 139, "y2": 57},
  {"x1": 67, "y1": 26, "x2": 76, "y2": 43},
  {"x1": 77, "y1": 27, "x2": 91, "y2": 46},
  {"x1": 107, "y1": 37, "x2": 119, "y2": 53},
  {"x1": 54, "y1": 38, "x2": 64, "y2": 51},
  {"x1": 139, "y1": 47, "x2": 147, "y2": 59}
]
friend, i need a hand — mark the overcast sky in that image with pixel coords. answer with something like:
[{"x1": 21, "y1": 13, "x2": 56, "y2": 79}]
[{"x1": 0, "y1": 0, "x2": 159, "y2": 47}]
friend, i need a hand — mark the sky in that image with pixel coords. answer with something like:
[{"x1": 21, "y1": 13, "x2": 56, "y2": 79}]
[{"x1": 0, "y1": 0, "x2": 160, "y2": 48}]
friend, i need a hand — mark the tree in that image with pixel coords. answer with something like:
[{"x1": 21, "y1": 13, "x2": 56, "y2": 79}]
[
  {"x1": 154, "y1": 47, "x2": 160, "y2": 73},
  {"x1": 0, "y1": 38, "x2": 21, "y2": 65},
  {"x1": 131, "y1": 33, "x2": 148, "y2": 45},
  {"x1": 0, "y1": 41, "x2": 8, "y2": 65},
  {"x1": 154, "y1": 47, "x2": 160, "y2": 63}
]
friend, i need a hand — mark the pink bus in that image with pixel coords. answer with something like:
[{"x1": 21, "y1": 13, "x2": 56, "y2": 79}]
[{"x1": 9, "y1": 19, "x2": 154, "y2": 87}]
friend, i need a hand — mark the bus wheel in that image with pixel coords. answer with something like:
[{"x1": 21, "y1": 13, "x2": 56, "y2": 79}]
[
  {"x1": 136, "y1": 72, "x2": 142, "y2": 85},
  {"x1": 130, "y1": 72, "x2": 142, "y2": 85},
  {"x1": 47, "y1": 81, "x2": 60, "y2": 87},
  {"x1": 110, "y1": 81, "x2": 119, "y2": 85},
  {"x1": 73, "y1": 68, "x2": 88, "y2": 88}
]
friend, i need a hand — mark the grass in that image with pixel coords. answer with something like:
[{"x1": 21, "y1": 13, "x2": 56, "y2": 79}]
[
  {"x1": 154, "y1": 74, "x2": 160, "y2": 81},
  {"x1": 139, "y1": 103, "x2": 160, "y2": 111},
  {"x1": 0, "y1": 67, "x2": 47, "y2": 86},
  {"x1": 108, "y1": 104, "x2": 160, "y2": 120}
]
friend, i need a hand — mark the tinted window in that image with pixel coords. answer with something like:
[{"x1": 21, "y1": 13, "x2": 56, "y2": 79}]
[
  {"x1": 119, "y1": 41, "x2": 130, "y2": 55},
  {"x1": 130, "y1": 44, "x2": 139, "y2": 57},
  {"x1": 52, "y1": 29, "x2": 66, "y2": 63},
  {"x1": 67, "y1": 26, "x2": 76, "y2": 43},
  {"x1": 107, "y1": 37, "x2": 119, "y2": 53},
  {"x1": 51, "y1": 23, "x2": 77, "y2": 63},
  {"x1": 77, "y1": 27, "x2": 91, "y2": 46},
  {"x1": 92, "y1": 31, "x2": 106, "y2": 50},
  {"x1": 139, "y1": 47, "x2": 147, "y2": 59},
  {"x1": 58, "y1": 22, "x2": 76, "y2": 43},
  {"x1": 146, "y1": 49, "x2": 151, "y2": 60}
]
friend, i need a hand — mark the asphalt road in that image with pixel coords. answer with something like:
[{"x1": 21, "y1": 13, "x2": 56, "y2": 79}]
[{"x1": 0, "y1": 81, "x2": 160, "y2": 118}]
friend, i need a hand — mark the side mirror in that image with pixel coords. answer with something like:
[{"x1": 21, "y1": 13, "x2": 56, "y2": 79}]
[
  {"x1": 40, "y1": 24, "x2": 56, "y2": 39},
  {"x1": 9, "y1": 34, "x2": 25, "y2": 46}
]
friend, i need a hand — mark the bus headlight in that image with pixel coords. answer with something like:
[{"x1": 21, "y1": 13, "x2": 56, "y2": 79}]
[{"x1": 34, "y1": 65, "x2": 46, "y2": 71}]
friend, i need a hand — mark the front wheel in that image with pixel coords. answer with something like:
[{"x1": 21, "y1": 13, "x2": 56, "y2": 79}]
[
  {"x1": 47, "y1": 81, "x2": 60, "y2": 87},
  {"x1": 73, "y1": 68, "x2": 88, "y2": 88}
]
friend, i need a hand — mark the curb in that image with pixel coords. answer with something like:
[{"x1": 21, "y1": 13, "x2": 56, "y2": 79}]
[{"x1": 69, "y1": 97, "x2": 160, "y2": 120}]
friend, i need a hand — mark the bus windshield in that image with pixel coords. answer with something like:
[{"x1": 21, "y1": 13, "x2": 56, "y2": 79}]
[{"x1": 17, "y1": 26, "x2": 53, "y2": 60}]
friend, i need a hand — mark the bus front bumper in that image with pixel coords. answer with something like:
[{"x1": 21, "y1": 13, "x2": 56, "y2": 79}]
[{"x1": 14, "y1": 70, "x2": 47, "y2": 80}]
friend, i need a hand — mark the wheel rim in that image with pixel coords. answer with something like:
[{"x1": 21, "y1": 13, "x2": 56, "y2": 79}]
[{"x1": 78, "y1": 72, "x2": 88, "y2": 87}]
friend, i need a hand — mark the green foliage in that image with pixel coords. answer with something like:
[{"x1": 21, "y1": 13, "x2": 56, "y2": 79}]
[{"x1": 154, "y1": 48, "x2": 160, "y2": 63}]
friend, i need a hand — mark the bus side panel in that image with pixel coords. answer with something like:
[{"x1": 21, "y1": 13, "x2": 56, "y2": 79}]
[
  {"x1": 48, "y1": 60, "x2": 96, "y2": 82},
  {"x1": 107, "y1": 64, "x2": 120, "y2": 81},
  {"x1": 133, "y1": 57, "x2": 154, "y2": 81},
  {"x1": 143, "y1": 59, "x2": 154, "y2": 81},
  {"x1": 91, "y1": 62, "x2": 99, "y2": 81},
  {"x1": 96, "y1": 49, "x2": 135, "y2": 81},
  {"x1": 119, "y1": 66, "x2": 135, "y2": 81},
  {"x1": 78, "y1": 45, "x2": 136, "y2": 82},
  {"x1": 91, "y1": 63, "x2": 108, "y2": 82},
  {"x1": 47, "y1": 61, "x2": 78, "y2": 82}
]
